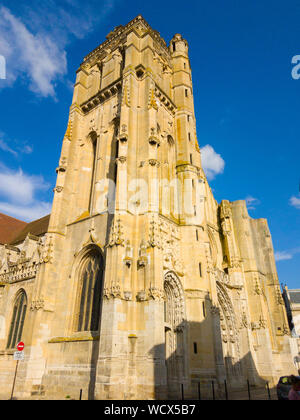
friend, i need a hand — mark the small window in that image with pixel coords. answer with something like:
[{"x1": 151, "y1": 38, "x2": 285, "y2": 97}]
[
  {"x1": 188, "y1": 132, "x2": 191, "y2": 141},
  {"x1": 185, "y1": 89, "x2": 188, "y2": 97},
  {"x1": 194, "y1": 205, "x2": 197, "y2": 216},
  {"x1": 193, "y1": 342, "x2": 198, "y2": 354},
  {"x1": 202, "y1": 301, "x2": 206, "y2": 318},
  {"x1": 184, "y1": 62, "x2": 186, "y2": 69},
  {"x1": 114, "y1": 140, "x2": 119, "y2": 183},
  {"x1": 196, "y1": 229, "x2": 199, "y2": 241},
  {"x1": 199, "y1": 263, "x2": 202, "y2": 277},
  {"x1": 136, "y1": 68, "x2": 144, "y2": 79},
  {"x1": 172, "y1": 42, "x2": 176, "y2": 52},
  {"x1": 190, "y1": 154, "x2": 193, "y2": 164}
]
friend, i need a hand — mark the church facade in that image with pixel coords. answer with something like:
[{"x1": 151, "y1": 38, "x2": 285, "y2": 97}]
[{"x1": 0, "y1": 16, "x2": 296, "y2": 400}]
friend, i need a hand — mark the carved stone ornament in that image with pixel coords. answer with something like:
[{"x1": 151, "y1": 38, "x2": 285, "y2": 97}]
[
  {"x1": 104, "y1": 284, "x2": 121, "y2": 299},
  {"x1": 122, "y1": 80, "x2": 131, "y2": 108},
  {"x1": 148, "y1": 159, "x2": 160, "y2": 168},
  {"x1": 275, "y1": 286, "x2": 284, "y2": 305},
  {"x1": 254, "y1": 277, "x2": 263, "y2": 295},
  {"x1": 149, "y1": 136, "x2": 160, "y2": 147},
  {"x1": 148, "y1": 87, "x2": 158, "y2": 111},
  {"x1": 53, "y1": 186, "x2": 64, "y2": 193},
  {"x1": 210, "y1": 305, "x2": 220, "y2": 316},
  {"x1": 123, "y1": 240, "x2": 133, "y2": 267},
  {"x1": 123, "y1": 291, "x2": 132, "y2": 301},
  {"x1": 137, "y1": 240, "x2": 148, "y2": 268},
  {"x1": 0, "y1": 236, "x2": 53, "y2": 284},
  {"x1": 137, "y1": 290, "x2": 147, "y2": 301},
  {"x1": 259, "y1": 316, "x2": 267, "y2": 329},
  {"x1": 116, "y1": 156, "x2": 127, "y2": 165},
  {"x1": 240, "y1": 312, "x2": 249, "y2": 329},
  {"x1": 148, "y1": 287, "x2": 164, "y2": 301},
  {"x1": 148, "y1": 215, "x2": 161, "y2": 248},
  {"x1": 164, "y1": 271, "x2": 185, "y2": 325},
  {"x1": 108, "y1": 217, "x2": 125, "y2": 247},
  {"x1": 251, "y1": 321, "x2": 260, "y2": 331},
  {"x1": 30, "y1": 298, "x2": 45, "y2": 311}
]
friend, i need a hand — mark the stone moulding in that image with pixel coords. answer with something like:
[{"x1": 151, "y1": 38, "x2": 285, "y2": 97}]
[
  {"x1": 154, "y1": 86, "x2": 176, "y2": 115},
  {"x1": 81, "y1": 79, "x2": 122, "y2": 113},
  {"x1": 0, "y1": 265, "x2": 38, "y2": 284},
  {"x1": 48, "y1": 334, "x2": 100, "y2": 344}
]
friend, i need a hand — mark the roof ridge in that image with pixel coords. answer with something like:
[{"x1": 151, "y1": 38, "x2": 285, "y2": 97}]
[{"x1": 0, "y1": 212, "x2": 27, "y2": 224}]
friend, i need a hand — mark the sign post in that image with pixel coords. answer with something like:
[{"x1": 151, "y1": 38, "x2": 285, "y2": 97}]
[{"x1": 10, "y1": 342, "x2": 24, "y2": 400}]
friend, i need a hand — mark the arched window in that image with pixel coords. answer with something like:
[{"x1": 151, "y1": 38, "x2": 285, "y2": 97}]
[
  {"x1": 7, "y1": 290, "x2": 27, "y2": 349},
  {"x1": 76, "y1": 249, "x2": 103, "y2": 332}
]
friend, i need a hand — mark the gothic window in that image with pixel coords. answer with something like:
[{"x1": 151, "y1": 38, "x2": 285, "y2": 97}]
[
  {"x1": 76, "y1": 250, "x2": 103, "y2": 332},
  {"x1": 7, "y1": 290, "x2": 27, "y2": 349}
]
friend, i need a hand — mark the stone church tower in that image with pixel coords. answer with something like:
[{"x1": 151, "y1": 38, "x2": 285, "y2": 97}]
[{"x1": 0, "y1": 16, "x2": 296, "y2": 400}]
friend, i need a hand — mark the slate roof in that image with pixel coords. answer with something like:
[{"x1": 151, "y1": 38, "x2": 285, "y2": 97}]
[
  {"x1": 0, "y1": 213, "x2": 28, "y2": 245},
  {"x1": 289, "y1": 291, "x2": 300, "y2": 305},
  {"x1": 10, "y1": 214, "x2": 51, "y2": 245}
]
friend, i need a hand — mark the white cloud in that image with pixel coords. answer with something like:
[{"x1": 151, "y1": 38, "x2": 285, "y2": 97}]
[
  {"x1": 0, "y1": 6, "x2": 67, "y2": 98},
  {"x1": 275, "y1": 251, "x2": 293, "y2": 262},
  {"x1": 0, "y1": 1, "x2": 117, "y2": 98},
  {"x1": 200, "y1": 144, "x2": 225, "y2": 180},
  {"x1": 275, "y1": 247, "x2": 300, "y2": 262},
  {"x1": 0, "y1": 201, "x2": 52, "y2": 222},
  {"x1": 290, "y1": 195, "x2": 300, "y2": 209},
  {"x1": 0, "y1": 163, "x2": 51, "y2": 221},
  {"x1": 0, "y1": 138, "x2": 18, "y2": 157},
  {"x1": 0, "y1": 131, "x2": 33, "y2": 157},
  {"x1": 245, "y1": 196, "x2": 261, "y2": 210}
]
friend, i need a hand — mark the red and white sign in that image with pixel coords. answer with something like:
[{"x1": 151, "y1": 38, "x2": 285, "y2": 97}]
[{"x1": 17, "y1": 342, "x2": 24, "y2": 352}]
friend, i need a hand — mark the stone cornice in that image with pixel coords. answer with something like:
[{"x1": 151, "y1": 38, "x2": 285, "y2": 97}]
[
  {"x1": 80, "y1": 78, "x2": 122, "y2": 113},
  {"x1": 154, "y1": 84, "x2": 176, "y2": 115}
]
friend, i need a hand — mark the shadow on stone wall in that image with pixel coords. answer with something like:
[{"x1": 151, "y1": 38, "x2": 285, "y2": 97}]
[{"x1": 150, "y1": 293, "x2": 271, "y2": 400}]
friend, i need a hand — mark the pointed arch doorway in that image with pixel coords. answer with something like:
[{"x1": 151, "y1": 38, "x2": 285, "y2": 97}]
[{"x1": 163, "y1": 271, "x2": 187, "y2": 398}]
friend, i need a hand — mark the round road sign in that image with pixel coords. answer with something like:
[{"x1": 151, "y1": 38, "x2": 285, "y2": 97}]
[{"x1": 17, "y1": 342, "x2": 24, "y2": 352}]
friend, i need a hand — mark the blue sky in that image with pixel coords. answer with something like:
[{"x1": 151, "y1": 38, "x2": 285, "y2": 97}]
[{"x1": 0, "y1": 0, "x2": 299, "y2": 288}]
